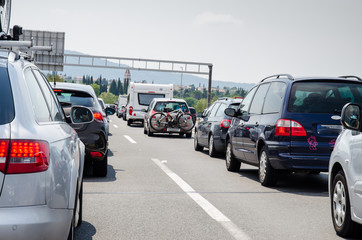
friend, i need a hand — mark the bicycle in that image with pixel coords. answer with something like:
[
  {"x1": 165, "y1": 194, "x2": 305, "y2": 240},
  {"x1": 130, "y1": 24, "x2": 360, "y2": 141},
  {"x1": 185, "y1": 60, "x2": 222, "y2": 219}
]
[{"x1": 149, "y1": 108, "x2": 194, "y2": 132}]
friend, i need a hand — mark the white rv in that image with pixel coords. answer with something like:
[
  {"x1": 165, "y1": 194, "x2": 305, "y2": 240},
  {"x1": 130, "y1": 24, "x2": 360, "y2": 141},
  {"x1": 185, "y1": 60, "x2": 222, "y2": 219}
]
[{"x1": 126, "y1": 82, "x2": 173, "y2": 125}]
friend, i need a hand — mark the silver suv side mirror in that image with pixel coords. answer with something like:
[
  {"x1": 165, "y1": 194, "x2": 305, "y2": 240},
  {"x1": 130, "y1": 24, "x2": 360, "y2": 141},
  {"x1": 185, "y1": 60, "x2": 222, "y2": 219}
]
[{"x1": 341, "y1": 103, "x2": 361, "y2": 131}]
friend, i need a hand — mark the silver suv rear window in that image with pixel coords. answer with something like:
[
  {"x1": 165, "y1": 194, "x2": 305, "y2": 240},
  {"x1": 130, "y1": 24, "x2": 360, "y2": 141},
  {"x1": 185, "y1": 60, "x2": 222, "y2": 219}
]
[{"x1": 288, "y1": 81, "x2": 362, "y2": 114}]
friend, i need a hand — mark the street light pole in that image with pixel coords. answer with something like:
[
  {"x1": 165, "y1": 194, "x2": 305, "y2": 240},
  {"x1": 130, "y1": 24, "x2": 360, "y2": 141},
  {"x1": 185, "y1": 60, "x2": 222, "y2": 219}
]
[{"x1": 180, "y1": 66, "x2": 183, "y2": 98}]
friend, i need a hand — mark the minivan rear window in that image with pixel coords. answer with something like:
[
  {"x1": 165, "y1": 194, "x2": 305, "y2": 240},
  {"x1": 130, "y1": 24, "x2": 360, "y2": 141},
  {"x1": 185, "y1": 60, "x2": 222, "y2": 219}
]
[
  {"x1": 138, "y1": 93, "x2": 165, "y2": 106},
  {"x1": 288, "y1": 81, "x2": 362, "y2": 114},
  {"x1": 0, "y1": 66, "x2": 15, "y2": 124}
]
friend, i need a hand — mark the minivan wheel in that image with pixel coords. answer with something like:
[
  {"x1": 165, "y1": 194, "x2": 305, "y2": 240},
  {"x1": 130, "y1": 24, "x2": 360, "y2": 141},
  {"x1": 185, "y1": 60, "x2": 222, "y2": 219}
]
[
  {"x1": 258, "y1": 147, "x2": 277, "y2": 187},
  {"x1": 226, "y1": 141, "x2": 240, "y2": 172},
  {"x1": 331, "y1": 171, "x2": 360, "y2": 237},
  {"x1": 194, "y1": 132, "x2": 203, "y2": 151},
  {"x1": 208, "y1": 134, "x2": 217, "y2": 157}
]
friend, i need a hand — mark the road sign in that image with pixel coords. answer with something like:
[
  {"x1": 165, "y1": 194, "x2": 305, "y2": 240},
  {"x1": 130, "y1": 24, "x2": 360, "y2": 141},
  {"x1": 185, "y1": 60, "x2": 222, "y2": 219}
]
[{"x1": 11, "y1": 29, "x2": 65, "y2": 71}]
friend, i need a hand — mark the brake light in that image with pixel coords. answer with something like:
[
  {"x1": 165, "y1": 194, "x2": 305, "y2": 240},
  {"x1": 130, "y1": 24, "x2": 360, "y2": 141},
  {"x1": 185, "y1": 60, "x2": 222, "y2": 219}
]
[
  {"x1": 275, "y1": 119, "x2": 307, "y2": 137},
  {"x1": 129, "y1": 106, "x2": 133, "y2": 116},
  {"x1": 0, "y1": 140, "x2": 49, "y2": 174},
  {"x1": 94, "y1": 112, "x2": 104, "y2": 122},
  {"x1": 53, "y1": 89, "x2": 62, "y2": 92},
  {"x1": 90, "y1": 152, "x2": 103, "y2": 158},
  {"x1": 221, "y1": 119, "x2": 231, "y2": 129},
  {"x1": 151, "y1": 110, "x2": 156, "y2": 115}
]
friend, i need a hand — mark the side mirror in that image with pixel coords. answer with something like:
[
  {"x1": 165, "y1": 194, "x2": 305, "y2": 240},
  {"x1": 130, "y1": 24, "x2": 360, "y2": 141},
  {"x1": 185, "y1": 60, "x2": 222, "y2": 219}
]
[
  {"x1": 70, "y1": 106, "x2": 94, "y2": 124},
  {"x1": 224, "y1": 108, "x2": 237, "y2": 117},
  {"x1": 105, "y1": 107, "x2": 116, "y2": 116},
  {"x1": 341, "y1": 103, "x2": 361, "y2": 131}
]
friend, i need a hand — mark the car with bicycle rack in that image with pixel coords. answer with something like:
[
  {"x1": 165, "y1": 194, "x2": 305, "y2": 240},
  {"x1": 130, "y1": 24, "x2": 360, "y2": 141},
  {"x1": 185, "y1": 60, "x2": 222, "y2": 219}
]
[
  {"x1": 144, "y1": 98, "x2": 195, "y2": 137},
  {"x1": 224, "y1": 74, "x2": 362, "y2": 187}
]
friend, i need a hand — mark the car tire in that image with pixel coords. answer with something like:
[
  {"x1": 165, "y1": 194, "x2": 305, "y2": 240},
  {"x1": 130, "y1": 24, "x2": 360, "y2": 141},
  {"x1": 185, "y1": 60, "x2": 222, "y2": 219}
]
[
  {"x1": 226, "y1": 141, "x2": 240, "y2": 172},
  {"x1": 331, "y1": 171, "x2": 361, "y2": 238},
  {"x1": 258, "y1": 146, "x2": 278, "y2": 187},
  {"x1": 76, "y1": 180, "x2": 83, "y2": 227},
  {"x1": 147, "y1": 128, "x2": 153, "y2": 136},
  {"x1": 208, "y1": 134, "x2": 217, "y2": 157},
  {"x1": 185, "y1": 133, "x2": 192, "y2": 138},
  {"x1": 93, "y1": 154, "x2": 108, "y2": 177},
  {"x1": 127, "y1": 119, "x2": 132, "y2": 126},
  {"x1": 194, "y1": 132, "x2": 203, "y2": 151}
]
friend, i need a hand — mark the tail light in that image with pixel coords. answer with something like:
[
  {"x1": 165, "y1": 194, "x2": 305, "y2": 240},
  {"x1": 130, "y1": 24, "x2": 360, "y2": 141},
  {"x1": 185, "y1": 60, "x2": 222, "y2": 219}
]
[
  {"x1": 0, "y1": 140, "x2": 49, "y2": 174},
  {"x1": 151, "y1": 110, "x2": 156, "y2": 115},
  {"x1": 221, "y1": 119, "x2": 231, "y2": 129},
  {"x1": 129, "y1": 106, "x2": 133, "y2": 116},
  {"x1": 90, "y1": 152, "x2": 103, "y2": 158},
  {"x1": 93, "y1": 112, "x2": 104, "y2": 122},
  {"x1": 275, "y1": 119, "x2": 307, "y2": 137}
]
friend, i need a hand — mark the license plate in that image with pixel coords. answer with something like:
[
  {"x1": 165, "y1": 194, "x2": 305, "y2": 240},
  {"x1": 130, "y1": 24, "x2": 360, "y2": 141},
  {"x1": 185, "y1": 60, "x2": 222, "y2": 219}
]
[{"x1": 167, "y1": 128, "x2": 180, "y2": 132}]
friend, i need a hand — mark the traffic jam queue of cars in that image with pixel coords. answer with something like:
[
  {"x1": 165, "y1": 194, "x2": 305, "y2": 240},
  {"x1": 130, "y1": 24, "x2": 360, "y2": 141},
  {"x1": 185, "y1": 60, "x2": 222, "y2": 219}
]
[{"x1": 193, "y1": 74, "x2": 362, "y2": 238}]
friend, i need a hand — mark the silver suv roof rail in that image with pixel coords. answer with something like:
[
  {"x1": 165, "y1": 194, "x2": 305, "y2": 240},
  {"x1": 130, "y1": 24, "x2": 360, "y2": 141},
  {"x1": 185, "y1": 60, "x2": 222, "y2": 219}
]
[
  {"x1": 261, "y1": 74, "x2": 294, "y2": 82},
  {"x1": 338, "y1": 75, "x2": 362, "y2": 81},
  {"x1": 0, "y1": 25, "x2": 52, "y2": 61}
]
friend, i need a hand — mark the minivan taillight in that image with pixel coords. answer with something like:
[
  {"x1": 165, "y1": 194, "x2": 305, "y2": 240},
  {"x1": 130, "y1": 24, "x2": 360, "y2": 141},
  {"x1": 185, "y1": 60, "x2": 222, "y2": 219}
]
[
  {"x1": 275, "y1": 119, "x2": 307, "y2": 137},
  {"x1": 220, "y1": 119, "x2": 231, "y2": 129},
  {"x1": 129, "y1": 106, "x2": 133, "y2": 116},
  {"x1": 0, "y1": 140, "x2": 49, "y2": 174}
]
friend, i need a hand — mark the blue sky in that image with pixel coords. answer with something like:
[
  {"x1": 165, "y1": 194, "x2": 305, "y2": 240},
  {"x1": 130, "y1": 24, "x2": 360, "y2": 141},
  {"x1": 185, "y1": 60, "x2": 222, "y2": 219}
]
[{"x1": 11, "y1": 0, "x2": 362, "y2": 83}]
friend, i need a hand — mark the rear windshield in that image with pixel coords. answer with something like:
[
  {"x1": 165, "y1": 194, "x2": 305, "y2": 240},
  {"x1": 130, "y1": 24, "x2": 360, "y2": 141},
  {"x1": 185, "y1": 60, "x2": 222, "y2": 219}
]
[
  {"x1": 153, "y1": 101, "x2": 189, "y2": 112},
  {"x1": 54, "y1": 90, "x2": 95, "y2": 108},
  {"x1": 0, "y1": 66, "x2": 14, "y2": 124},
  {"x1": 138, "y1": 93, "x2": 165, "y2": 106},
  {"x1": 288, "y1": 81, "x2": 362, "y2": 114}
]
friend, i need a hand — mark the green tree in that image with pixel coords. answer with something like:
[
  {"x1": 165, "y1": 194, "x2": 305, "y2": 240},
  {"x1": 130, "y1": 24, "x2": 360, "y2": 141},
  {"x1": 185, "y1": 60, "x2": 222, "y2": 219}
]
[
  {"x1": 195, "y1": 98, "x2": 207, "y2": 112},
  {"x1": 193, "y1": 90, "x2": 202, "y2": 100},
  {"x1": 99, "y1": 92, "x2": 118, "y2": 104},
  {"x1": 109, "y1": 80, "x2": 118, "y2": 95},
  {"x1": 46, "y1": 73, "x2": 64, "y2": 82},
  {"x1": 91, "y1": 84, "x2": 100, "y2": 96},
  {"x1": 184, "y1": 97, "x2": 197, "y2": 107}
]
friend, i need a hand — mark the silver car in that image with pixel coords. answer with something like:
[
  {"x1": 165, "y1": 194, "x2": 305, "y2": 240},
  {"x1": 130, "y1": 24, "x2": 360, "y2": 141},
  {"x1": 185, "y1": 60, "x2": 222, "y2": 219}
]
[
  {"x1": 329, "y1": 103, "x2": 362, "y2": 238},
  {"x1": 0, "y1": 53, "x2": 90, "y2": 239}
]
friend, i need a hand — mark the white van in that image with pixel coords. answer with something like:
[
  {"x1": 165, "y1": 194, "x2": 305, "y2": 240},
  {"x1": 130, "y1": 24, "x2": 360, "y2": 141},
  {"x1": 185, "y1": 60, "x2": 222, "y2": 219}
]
[
  {"x1": 126, "y1": 82, "x2": 173, "y2": 125},
  {"x1": 116, "y1": 95, "x2": 127, "y2": 118}
]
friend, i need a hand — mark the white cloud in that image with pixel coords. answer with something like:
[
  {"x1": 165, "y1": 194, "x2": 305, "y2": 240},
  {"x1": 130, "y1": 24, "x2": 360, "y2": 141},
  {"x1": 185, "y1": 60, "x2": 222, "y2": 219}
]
[{"x1": 194, "y1": 12, "x2": 243, "y2": 27}]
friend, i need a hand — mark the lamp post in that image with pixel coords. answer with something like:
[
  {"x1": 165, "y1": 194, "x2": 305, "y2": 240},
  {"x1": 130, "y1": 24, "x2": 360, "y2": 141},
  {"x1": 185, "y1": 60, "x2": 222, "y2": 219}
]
[{"x1": 180, "y1": 66, "x2": 183, "y2": 98}]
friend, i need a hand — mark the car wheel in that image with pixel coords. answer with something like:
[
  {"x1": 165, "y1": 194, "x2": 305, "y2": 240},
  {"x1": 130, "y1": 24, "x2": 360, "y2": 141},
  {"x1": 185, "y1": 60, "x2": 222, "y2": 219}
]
[
  {"x1": 194, "y1": 132, "x2": 203, "y2": 151},
  {"x1": 208, "y1": 134, "x2": 217, "y2": 157},
  {"x1": 93, "y1": 154, "x2": 108, "y2": 177},
  {"x1": 331, "y1": 171, "x2": 360, "y2": 237},
  {"x1": 226, "y1": 141, "x2": 240, "y2": 172},
  {"x1": 147, "y1": 128, "x2": 153, "y2": 136},
  {"x1": 185, "y1": 133, "x2": 192, "y2": 138},
  {"x1": 258, "y1": 146, "x2": 278, "y2": 187},
  {"x1": 143, "y1": 123, "x2": 147, "y2": 134},
  {"x1": 127, "y1": 119, "x2": 132, "y2": 126}
]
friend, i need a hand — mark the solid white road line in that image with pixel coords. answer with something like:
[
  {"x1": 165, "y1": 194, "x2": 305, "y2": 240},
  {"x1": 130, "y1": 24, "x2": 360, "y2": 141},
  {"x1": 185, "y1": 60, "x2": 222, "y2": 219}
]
[
  {"x1": 124, "y1": 135, "x2": 137, "y2": 144},
  {"x1": 151, "y1": 158, "x2": 250, "y2": 240},
  {"x1": 113, "y1": 124, "x2": 119, "y2": 128}
]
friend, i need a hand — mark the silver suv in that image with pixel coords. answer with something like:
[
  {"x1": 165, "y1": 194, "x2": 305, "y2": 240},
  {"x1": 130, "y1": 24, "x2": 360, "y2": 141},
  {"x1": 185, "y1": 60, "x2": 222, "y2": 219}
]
[
  {"x1": 0, "y1": 52, "x2": 92, "y2": 239},
  {"x1": 329, "y1": 103, "x2": 362, "y2": 237}
]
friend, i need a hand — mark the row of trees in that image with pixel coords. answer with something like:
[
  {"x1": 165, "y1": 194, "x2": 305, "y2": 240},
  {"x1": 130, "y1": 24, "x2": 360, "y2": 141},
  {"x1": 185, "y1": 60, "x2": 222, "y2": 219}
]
[{"x1": 46, "y1": 74, "x2": 247, "y2": 112}]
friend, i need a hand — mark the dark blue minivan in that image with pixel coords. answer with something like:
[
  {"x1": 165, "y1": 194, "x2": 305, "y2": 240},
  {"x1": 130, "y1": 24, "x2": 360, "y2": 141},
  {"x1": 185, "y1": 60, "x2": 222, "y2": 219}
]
[{"x1": 224, "y1": 74, "x2": 362, "y2": 186}]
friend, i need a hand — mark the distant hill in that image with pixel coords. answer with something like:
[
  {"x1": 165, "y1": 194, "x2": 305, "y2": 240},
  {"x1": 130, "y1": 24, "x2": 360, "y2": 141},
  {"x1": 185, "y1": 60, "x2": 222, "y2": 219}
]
[{"x1": 56, "y1": 50, "x2": 255, "y2": 90}]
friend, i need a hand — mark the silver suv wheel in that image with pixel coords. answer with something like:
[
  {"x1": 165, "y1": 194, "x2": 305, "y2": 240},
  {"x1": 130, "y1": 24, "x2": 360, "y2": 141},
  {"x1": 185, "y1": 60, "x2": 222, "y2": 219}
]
[{"x1": 333, "y1": 179, "x2": 346, "y2": 227}]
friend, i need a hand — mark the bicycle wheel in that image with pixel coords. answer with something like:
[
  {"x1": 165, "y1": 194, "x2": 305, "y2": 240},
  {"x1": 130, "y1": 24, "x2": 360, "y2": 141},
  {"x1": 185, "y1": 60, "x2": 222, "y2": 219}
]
[
  {"x1": 0, "y1": 0, "x2": 11, "y2": 34},
  {"x1": 177, "y1": 113, "x2": 194, "y2": 131},
  {"x1": 149, "y1": 113, "x2": 168, "y2": 131}
]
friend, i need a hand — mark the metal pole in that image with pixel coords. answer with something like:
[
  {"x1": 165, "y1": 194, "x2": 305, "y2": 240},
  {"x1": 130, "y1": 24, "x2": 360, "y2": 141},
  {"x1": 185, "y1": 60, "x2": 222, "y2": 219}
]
[
  {"x1": 207, "y1": 64, "x2": 213, "y2": 107},
  {"x1": 180, "y1": 66, "x2": 183, "y2": 98}
]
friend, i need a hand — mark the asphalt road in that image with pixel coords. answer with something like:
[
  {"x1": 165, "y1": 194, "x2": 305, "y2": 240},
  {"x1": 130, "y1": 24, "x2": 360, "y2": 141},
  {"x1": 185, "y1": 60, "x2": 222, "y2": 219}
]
[{"x1": 75, "y1": 115, "x2": 342, "y2": 240}]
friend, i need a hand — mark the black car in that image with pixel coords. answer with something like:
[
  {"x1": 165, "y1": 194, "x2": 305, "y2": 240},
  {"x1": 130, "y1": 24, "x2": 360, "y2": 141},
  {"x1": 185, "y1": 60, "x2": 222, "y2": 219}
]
[
  {"x1": 52, "y1": 82, "x2": 115, "y2": 177},
  {"x1": 194, "y1": 98, "x2": 242, "y2": 157},
  {"x1": 224, "y1": 74, "x2": 362, "y2": 186}
]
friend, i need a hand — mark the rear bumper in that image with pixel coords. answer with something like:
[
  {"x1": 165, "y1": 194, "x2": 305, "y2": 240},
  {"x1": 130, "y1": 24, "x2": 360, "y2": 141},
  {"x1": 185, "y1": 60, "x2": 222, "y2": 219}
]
[
  {"x1": 0, "y1": 205, "x2": 72, "y2": 240},
  {"x1": 267, "y1": 142, "x2": 330, "y2": 171}
]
